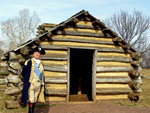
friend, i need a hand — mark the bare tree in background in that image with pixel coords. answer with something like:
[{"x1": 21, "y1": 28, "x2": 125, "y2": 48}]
[
  {"x1": 104, "y1": 9, "x2": 150, "y2": 68},
  {"x1": 105, "y1": 9, "x2": 150, "y2": 51},
  {"x1": 1, "y1": 9, "x2": 41, "y2": 50}
]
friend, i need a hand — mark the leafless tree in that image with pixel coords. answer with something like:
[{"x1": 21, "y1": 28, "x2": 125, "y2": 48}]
[
  {"x1": 1, "y1": 9, "x2": 41, "y2": 50},
  {"x1": 104, "y1": 9, "x2": 150, "y2": 68},
  {"x1": 104, "y1": 9, "x2": 150, "y2": 52}
]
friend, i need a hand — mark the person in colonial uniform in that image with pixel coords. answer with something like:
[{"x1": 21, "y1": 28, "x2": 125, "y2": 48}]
[{"x1": 20, "y1": 47, "x2": 46, "y2": 113}]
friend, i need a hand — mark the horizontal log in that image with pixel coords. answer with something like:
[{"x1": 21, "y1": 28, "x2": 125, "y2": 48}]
[
  {"x1": 41, "y1": 45, "x2": 68, "y2": 50},
  {"x1": 46, "y1": 89, "x2": 67, "y2": 96},
  {"x1": 56, "y1": 30, "x2": 111, "y2": 38},
  {"x1": 0, "y1": 62, "x2": 8, "y2": 67},
  {"x1": 97, "y1": 52, "x2": 130, "y2": 57},
  {"x1": 5, "y1": 101, "x2": 21, "y2": 109},
  {"x1": 5, "y1": 87, "x2": 21, "y2": 95},
  {"x1": 44, "y1": 65, "x2": 67, "y2": 72},
  {"x1": 98, "y1": 47, "x2": 124, "y2": 53},
  {"x1": 96, "y1": 66, "x2": 133, "y2": 72},
  {"x1": 132, "y1": 76, "x2": 143, "y2": 85},
  {"x1": 96, "y1": 84, "x2": 129, "y2": 88},
  {"x1": 9, "y1": 62, "x2": 21, "y2": 70},
  {"x1": 96, "y1": 77, "x2": 131, "y2": 84},
  {"x1": 96, "y1": 72, "x2": 129, "y2": 77},
  {"x1": 46, "y1": 84, "x2": 66, "y2": 89},
  {"x1": 45, "y1": 76, "x2": 67, "y2": 84},
  {"x1": 41, "y1": 44, "x2": 125, "y2": 53},
  {"x1": 9, "y1": 54, "x2": 23, "y2": 60},
  {"x1": 0, "y1": 78, "x2": 6, "y2": 85},
  {"x1": 8, "y1": 67, "x2": 18, "y2": 74},
  {"x1": 44, "y1": 71, "x2": 67, "y2": 77},
  {"x1": 76, "y1": 21, "x2": 93, "y2": 26},
  {"x1": 97, "y1": 62, "x2": 131, "y2": 67},
  {"x1": 40, "y1": 56, "x2": 67, "y2": 61},
  {"x1": 41, "y1": 41, "x2": 118, "y2": 49},
  {"x1": 42, "y1": 60, "x2": 67, "y2": 66},
  {"x1": 97, "y1": 56, "x2": 132, "y2": 63},
  {"x1": 0, "y1": 70, "x2": 9, "y2": 75},
  {"x1": 6, "y1": 75, "x2": 22, "y2": 84},
  {"x1": 49, "y1": 36, "x2": 114, "y2": 45},
  {"x1": 96, "y1": 88, "x2": 131, "y2": 95}
]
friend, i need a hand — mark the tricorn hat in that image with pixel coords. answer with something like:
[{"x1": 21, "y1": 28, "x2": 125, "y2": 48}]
[{"x1": 29, "y1": 47, "x2": 45, "y2": 55}]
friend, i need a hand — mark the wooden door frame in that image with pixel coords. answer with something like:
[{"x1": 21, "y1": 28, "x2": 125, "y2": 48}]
[{"x1": 67, "y1": 47, "x2": 97, "y2": 102}]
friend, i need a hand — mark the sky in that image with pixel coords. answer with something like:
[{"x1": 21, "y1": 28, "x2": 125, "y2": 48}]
[
  {"x1": 0, "y1": 0, "x2": 150, "y2": 50},
  {"x1": 0, "y1": 0, "x2": 150, "y2": 24}
]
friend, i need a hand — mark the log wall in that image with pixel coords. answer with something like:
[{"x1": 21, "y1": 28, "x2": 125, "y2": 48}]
[{"x1": 1, "y1": 18, "x2": 142, "y2": 108}]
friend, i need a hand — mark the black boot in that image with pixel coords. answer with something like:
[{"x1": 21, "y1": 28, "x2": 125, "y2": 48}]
[
  {"x1": 28, "y1": 106, "x2": 33, "y2": 113},
  {"x1": 32, "y1": 103, "x2": 35, "y2": 113}
]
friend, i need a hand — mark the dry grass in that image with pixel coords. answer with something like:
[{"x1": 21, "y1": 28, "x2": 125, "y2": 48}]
[{"x1": 0, "y1": 69, "x2": 150, "y2": 112}]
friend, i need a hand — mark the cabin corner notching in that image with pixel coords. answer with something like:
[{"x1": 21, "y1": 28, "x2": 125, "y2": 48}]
[{"x1": 1, "y1": 10, "x2": 142, "y2": 106}]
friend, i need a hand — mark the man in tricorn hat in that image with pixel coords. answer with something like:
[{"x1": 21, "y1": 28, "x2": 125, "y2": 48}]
[{"x1": 20, "y1": 47, "x2": 46, "y2": 113}]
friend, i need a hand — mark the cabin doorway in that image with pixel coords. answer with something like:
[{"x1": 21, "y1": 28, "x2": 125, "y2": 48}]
[{"x1": 69, "y1": 48, "x2": 95, "y2": 101}]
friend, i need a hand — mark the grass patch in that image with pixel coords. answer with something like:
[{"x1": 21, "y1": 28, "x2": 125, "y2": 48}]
[{"x1": 115, "y1": 101, "x2": 138, "y2": 107}]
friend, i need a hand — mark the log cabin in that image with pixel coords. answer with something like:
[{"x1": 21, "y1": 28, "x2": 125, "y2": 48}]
[{"x1": 0, "y1": 10, "x2": 143, "y2": 108}]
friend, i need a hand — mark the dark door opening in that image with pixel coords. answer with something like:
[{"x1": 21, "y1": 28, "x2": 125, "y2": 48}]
[{"x1": 69, "y1": 48, "x2": 94, "y2": 101}]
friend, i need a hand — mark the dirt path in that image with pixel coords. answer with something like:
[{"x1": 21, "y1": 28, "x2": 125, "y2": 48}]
[{"x1": 34, "y1": 102, "x2": 150, "y2": 113}]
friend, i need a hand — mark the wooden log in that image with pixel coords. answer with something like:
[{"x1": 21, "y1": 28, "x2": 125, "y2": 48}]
[
  {"x1": 96, "y1": 88, "x2": 131, "y2": 95},
  {"x1": 97, "y1": 62, "x2": 131, "y2": 67},
  {"x1": 133, "y1": 88, "x2": 142, "y2": 93},
  {"x1": 131, "y1": 61, "x2": 141, "y2": 67},
  {"x1": 97, "y1": 52, "x2": 130, "y2": 57},
  {"x1": 41, "y1": 45, "x2": 67, "y2": 50},
  {"x1": 42, "y1": 60, "x2": 67, "y2": 66},
  {"x1": 128, "y1": 92, "x2": 140, "y2": 102},
  {"x1": 6, "y1": 75, "x2": 21, "y2": 84},
  {"x1": 40, "y1": 56, "x2": 67, "y2": 61},
  {"x1": 96, "y1": 77, "x2": 131, "y2": 84},
  {"x1": 44, "y1": 71, "x2": 67, "y2": 77},
  {"x1": 9, "y1": 54, "x2": 23, "y2": 61},
  {"x1": 46, "y1": 89, "x2": 67, "y2": 96},
  {"x1": 49, "y1": 36, "x2": 114, "y2": 45},
  {"x1": 9, "y1": 62, "x2": 21, "y2": 70},
  {"x1": 133, "y1": 76, "x2": 143, "y2": 85},
  {"x1": 121, "y1": 44, "x2": 131, "y2": 50},
  {"x1": 0, "y1": 78, "x2": 6, "y2": 85},
  {"x1": 5, "y1": 87, "x2": 21, "y2": 95},
  {"x1": 41, "y1": 41, "x2": 119, "y2": 49},
  {"x1": 0, "y1": 55, "x2": 7, "y2": 61},
  {"x1": 0, "y1": 62, "x2": 8, "y2": 67},
  {"x1": 56, "y1": 30, "x2": 108, "y2": 38},
  {"x1": 128, "y1": 70, "x2": 139, "y2": 78},
  {"x1": 131, "y1": 52, "x2": 141, "y2": 61},
  {"x1": 112, "y1": 37, "x2": 122, "y2": 42},
  {"x1": 41, "y1": 44, "x2": 124, "y2": 53},
  {"x1": 5, "y1": 101, "x2": 21, "y2": 109},
  {"x1": 97, "y1": 56, "x2": 132, "y2": 63},
  {"x1": 0, "y1": 70, "x2": 9, "y2": 75},
  {"x1": 46, "y1": 84, "x2": 66, "y2": 89},
  {"x1": 96, "y1": 66, "x2": 133, "y2": 72},
  {"x1": 0, "y1": 85, "x2": 6, "y2": 91},
  {"x1": 44, "y1": 65, "x2": 67, "y2": 72},
  {"x1": 98, "y1": 48, "x2": 124, "y2": 53},
  {"x1": 96, "y1": 84, "x2": 129, "y2": 88},
  {"x1": 129, "y1": 81, "x2": 140, "y2": 90},
  {"x1": 96, "y1": 72, "x2": 129, "y2": 77},
  {"x1": 8, "y1": 67, "x2": 18, "y2": 74},
  {"x1": 45, "y1": 76, "x2": 67, "y2": 84},
  {"x1": 20, "y1": 46, "x2": 30, "y2": 55}
]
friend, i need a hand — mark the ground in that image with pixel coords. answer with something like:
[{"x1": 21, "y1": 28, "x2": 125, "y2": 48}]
[{"x1": 0, "y1": 69, "x2": 150, "y2": 113}]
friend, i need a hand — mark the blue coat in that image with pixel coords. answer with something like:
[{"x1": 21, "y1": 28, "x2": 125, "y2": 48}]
[{"x1": 21, "y1": 59, "x2": 46, "y2": 105}]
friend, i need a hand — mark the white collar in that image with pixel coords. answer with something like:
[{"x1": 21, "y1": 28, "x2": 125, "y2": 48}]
[{"x1": 33, "y1": 58, "x2": 41, "y2": 65}]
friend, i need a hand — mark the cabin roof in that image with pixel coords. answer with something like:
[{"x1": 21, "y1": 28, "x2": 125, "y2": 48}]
[{"x1": 3, "y1": 9, "x2": 136, "y2": 56}]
